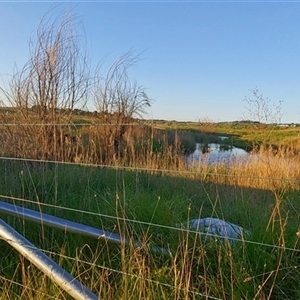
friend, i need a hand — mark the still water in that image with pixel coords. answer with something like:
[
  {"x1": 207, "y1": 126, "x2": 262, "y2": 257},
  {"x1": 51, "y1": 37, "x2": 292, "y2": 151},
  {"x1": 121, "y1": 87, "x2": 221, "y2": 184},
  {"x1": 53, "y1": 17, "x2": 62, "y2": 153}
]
[{"x1": 187, "y1": 142, "x2": 248, "y2": 165}]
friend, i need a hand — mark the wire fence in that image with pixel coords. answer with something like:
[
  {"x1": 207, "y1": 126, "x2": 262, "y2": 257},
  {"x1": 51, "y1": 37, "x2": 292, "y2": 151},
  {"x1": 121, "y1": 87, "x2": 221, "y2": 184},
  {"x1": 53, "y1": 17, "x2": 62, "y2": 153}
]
[
  {"x1": 0, "y1": 122, "x2": 299, "y2": 299},
  {"x1": 0, "y1": 191, "x2": 299, "y2": 254}
]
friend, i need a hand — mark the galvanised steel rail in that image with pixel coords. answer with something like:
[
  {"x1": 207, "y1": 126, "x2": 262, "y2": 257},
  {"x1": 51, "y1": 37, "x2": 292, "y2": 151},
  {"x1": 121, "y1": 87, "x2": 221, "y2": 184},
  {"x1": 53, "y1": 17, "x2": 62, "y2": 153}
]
[
  {"x1": 0, "y1": 201, "x2": 169, "y2": 255},
  {"x1": 0, "y1": 200, "x2": 169, "y2": 299},
  {"x1": 0, "y1": 217, "x2": 98, "y2": 300}
]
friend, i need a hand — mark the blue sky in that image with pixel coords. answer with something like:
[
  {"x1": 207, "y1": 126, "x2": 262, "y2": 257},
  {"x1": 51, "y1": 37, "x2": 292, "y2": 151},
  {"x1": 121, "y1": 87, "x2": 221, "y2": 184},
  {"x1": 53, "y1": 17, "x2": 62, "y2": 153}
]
[{"x1": 0, "y1": 1, "x2": 300, "y2": 123}]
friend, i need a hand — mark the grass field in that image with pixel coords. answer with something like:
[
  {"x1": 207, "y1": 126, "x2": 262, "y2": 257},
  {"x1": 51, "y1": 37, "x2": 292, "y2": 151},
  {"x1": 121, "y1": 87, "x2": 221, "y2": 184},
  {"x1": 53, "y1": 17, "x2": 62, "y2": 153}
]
[
  {"x1": 0, "y1": 113, "x2": 300, "y2": 299},
  {"x1": 1, "y1": 8, "x2": 299, "y2": 297},
  {"x1": 0, "y1": 155, "x2": 300, "y2": 299}
]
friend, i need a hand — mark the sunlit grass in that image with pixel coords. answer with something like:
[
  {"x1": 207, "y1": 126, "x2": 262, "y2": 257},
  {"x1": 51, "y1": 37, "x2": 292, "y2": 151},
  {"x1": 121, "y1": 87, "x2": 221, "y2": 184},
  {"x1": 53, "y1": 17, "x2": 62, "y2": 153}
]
[
  {"x1": 0, "y1": 119, "x2": 300, "y2": 298},
  {"x1": 0, "y1": 158, "x2": 300, "y2": 299}
]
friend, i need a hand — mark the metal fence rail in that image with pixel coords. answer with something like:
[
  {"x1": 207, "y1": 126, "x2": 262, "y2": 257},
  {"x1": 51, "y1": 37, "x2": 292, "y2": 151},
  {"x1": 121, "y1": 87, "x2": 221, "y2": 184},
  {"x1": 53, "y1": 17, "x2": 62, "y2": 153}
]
[
  {"x1": 0, "y1": 216, "x2": 98, "y2": 300},
  {"x1": 0, "y1": 200, "x2": 169, "y2": 299},
  {"x1": 0, "y1": 201, "x2": 169, "y2": 255}
]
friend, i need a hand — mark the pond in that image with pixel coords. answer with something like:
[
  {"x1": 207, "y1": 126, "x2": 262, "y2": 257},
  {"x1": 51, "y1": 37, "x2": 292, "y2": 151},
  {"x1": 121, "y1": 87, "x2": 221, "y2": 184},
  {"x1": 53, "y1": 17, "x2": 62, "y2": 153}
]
[{"x1": 187, "y1": 141, "x2": 248, "y2": 166}]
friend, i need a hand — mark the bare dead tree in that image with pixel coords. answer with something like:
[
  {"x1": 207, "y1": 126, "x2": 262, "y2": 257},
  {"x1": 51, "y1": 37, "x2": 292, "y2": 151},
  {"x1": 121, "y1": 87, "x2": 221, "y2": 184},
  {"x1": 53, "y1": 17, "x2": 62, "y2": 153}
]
[
  {"x1": 93, "y1": 51, "x2": 151, "y2": 162},
  {"x1": 243, "y1": 88, "x2": 284, "y2": 153},
  {"x1": 1, "y1": 11, "x2": 90, "y2": 160},
  {"x1": 244, "y1": 88, "x2": 283, "y2": 125}
]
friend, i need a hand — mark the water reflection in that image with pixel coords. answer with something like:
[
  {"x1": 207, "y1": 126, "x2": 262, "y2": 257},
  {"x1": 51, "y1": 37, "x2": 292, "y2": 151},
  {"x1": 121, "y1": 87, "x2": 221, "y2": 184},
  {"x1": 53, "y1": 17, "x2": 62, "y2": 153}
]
[{"x1": 187, "y1": 143, "x2": 248, "y2": 165}]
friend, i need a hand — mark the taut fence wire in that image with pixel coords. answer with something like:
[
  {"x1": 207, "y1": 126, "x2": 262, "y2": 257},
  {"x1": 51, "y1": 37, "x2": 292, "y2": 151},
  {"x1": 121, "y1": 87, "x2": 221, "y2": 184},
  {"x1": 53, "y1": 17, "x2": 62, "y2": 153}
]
[
  {"x1": 0, "y1": 193, "x2": 299, "y2": 254},
  {"x1": 0, "y1": 155, "x2": 299, "y2": 185},
  {"x1": 0, "y1": 122, "x2": 300, "y2": 299}
]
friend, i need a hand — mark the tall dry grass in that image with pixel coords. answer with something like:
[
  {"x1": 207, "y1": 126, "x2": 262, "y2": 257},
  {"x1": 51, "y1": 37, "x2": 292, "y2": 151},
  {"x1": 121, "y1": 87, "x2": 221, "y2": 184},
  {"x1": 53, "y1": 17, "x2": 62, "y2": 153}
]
[
  {"x1": 1, "y1": 113, "x2": 300, "y2": 192},
  {"x1": 187, "y1": 144, "x2": 300, "y2": 190},
  {"x1": 1, "y1": 116, "x2": 300, "y2": 299},
  {"x1": 0, "y1": 157, "x2": 300, "y2": 299}
]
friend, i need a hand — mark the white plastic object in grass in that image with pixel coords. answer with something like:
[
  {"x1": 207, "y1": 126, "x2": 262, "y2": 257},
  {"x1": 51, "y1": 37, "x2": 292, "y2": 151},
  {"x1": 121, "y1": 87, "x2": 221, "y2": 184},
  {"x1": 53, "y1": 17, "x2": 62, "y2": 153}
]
[{"x1": 188, "y1": 218, "x2": 250, "y2": 242}]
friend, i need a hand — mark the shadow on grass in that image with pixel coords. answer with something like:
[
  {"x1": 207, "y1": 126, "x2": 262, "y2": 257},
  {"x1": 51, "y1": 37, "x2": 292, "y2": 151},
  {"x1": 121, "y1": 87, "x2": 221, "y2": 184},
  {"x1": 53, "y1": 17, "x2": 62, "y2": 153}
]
[{"x1": 0, "y1": 159, "x2": 299, "y2": 299}]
